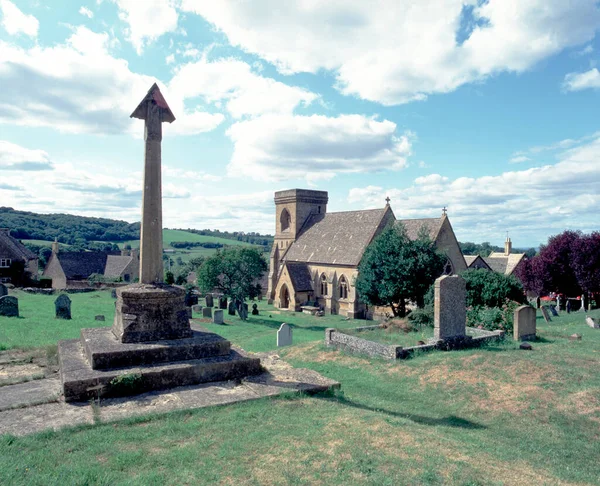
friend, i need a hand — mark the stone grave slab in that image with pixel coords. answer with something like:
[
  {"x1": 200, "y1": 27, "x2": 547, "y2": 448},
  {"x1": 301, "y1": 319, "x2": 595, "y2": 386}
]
[
  {"x1": 434, "y1": 275, "x2": 467, "y2": 341},
  {"x1": 228, "y1": 301, "x2": 236, "y2": 315},
  {"x1": 513, "y1": 305, "x2": 536, "y2": 341},
  {"x1": 205, "y1": 294, "x2": 214, "y2": 308},
  {"x1": 213, "y1": 309, "x2": 224, "y2": 324},
  {"x1": 0, "y1": 295, "x2": 18, "y2": 317},
  {"x1": 219, "y1": 297, "x2": 227, "y2": 309},
  {"x1": 202, "y1": 307, "x2": 212, "y2": 319},
  {"x1": 549, "y1": 305, "x2": 559, "y2": 317},
  {"x1": 277, "y1": 323, "x2": 293, "y2": 347},
  {"x1": 540, "y1": 306, "x2": 552, "y2": 323}
]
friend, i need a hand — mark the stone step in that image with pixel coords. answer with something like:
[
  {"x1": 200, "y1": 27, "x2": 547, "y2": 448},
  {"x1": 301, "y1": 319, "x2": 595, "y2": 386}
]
[
  {"x1": 59, "y1": 339, "x2": 262, "y2": 403},
  {"x1": 81, "y1": 327, "x2": 230, "y2": 370}
]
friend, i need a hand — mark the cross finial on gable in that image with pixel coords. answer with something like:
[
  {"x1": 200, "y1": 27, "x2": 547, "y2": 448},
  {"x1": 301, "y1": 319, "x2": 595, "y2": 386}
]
[
  {"x1": 385, "y1": 196, "x2": 391, "y2": 205},
  {"x1": 442, "y1": 206, "x2": 447, "y2": 216}
]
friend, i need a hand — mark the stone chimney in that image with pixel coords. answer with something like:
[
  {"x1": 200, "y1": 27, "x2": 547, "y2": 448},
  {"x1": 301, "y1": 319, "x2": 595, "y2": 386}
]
[
  {"x1": 504, "y1": 235, "x2": 512, "y2": 256},
  {"x1": 51, "y1": 237, "x2": 59, "y2": 254},
  {"x1": 131, "y1": 248, "x2": 139, "y2": 260}
]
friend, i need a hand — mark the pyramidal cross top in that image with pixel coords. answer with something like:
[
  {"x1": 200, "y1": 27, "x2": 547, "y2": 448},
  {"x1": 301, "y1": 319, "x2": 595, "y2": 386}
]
[{"x1": 131, "y1": 83, "x2": 175, "y2": 284}]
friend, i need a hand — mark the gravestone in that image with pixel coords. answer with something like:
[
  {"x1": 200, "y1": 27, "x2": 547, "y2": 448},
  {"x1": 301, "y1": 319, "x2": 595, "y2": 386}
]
[
  {"x1": 192, "y1": 304, "x2": 202, "y2": 313},
  {"x1": 186, "y1": 307, "x2": 193, "y2": 318},
  {"x1": 219, "y1": 297, "x2": 227, "y2": 309},
  {"x1": 55, "y1": 294, "x2": 72, "y2": 320},
  {"x1": 185, "y1": 292, "x2": 198, "y2": 307},
  {"x1": 95, "y1": 315, "x2": 105, "y2": 322},
  {"x1": 213, "y1": 309, "x2": 224, "y2": 324},
  {"x1": 556, "y1": 295, "x2": 561, "y2": 311},
  {"x1": 513, "y1": 305, "x2": 536, "y2": 341},
  {"x1": 267, "y1": 298, "x2": 274, "y2": 305},
  {"x1": 586, "y1": 316, "x2": 599, "y2": 329},
  {"x1": 540, "y1": 306, "x2": 551, "y2": 323},
  {"x1": 252, "y1": 303, "x2": 259, "y2": 316},
  {"x1": 580, "y1": 295, "x2": 586, "y2": 312},
  {"x1": 205, "y1": 294, "x2": 214, "y2": 308},
  {"x1": 202, "y1": 307, "x2": 212, "y2": 319},
  {"x1": 277, "y1": 323, "x2": 293, "y2": 347},
  {"x1": 0, "y1": 295, "x2": 18, "y2": 317},
  {"x1": 228, "y1": 301, "x2": 236, "y2": 316},
  {"x1": 0, "y1": 283, "x2": 7, "y2": 297},
  {"x1": 433, "y1": 275, "x2": 466, "y2": 341},
  {"x1": 238, "y1": 302, "x2": 249, "y2": 320},
  {"x1": 549, "y1": 305, "x2": 559, "y2": 317},
  {"x1": 111, "y1": 289, "x2": 117, "y2": 299}
]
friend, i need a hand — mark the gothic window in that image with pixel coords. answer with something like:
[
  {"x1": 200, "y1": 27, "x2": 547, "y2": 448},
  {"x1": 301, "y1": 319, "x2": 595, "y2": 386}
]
[
  {"x1": 280, "y1": 208, "x2": 291, "y2": 232},
  {"x1": 320, "y1": 273, "x2": 328, "y2": 296},
  {"x1": 443, "y1": 259, "x2": 453, "y2": 275},
  {"x1": 339, "y1": 275, "x2": 348, "y2": 299}
]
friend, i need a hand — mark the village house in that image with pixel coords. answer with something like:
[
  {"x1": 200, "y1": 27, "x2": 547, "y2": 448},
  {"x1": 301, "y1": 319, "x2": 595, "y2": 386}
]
[
  {"x1": 465, "y1": 236, "x2": 526, "y2": 276},
  {"x1": 267, "y1": 189, "x2": 466, "y2": 318},
  {"x1": 0, "y1": 228, "x2": 38, "y2": 282}
]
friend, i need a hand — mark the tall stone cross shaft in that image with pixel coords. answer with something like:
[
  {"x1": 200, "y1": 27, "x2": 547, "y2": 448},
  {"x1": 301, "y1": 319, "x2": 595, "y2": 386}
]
[{"x1": 131, "y1": 83, "x2": 175, "y2": 284}]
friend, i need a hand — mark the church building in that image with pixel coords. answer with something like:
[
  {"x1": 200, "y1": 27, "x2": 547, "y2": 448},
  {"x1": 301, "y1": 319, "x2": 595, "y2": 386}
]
[{"x1": 267, "y1": 189, "x2": 466, "y2": 318}]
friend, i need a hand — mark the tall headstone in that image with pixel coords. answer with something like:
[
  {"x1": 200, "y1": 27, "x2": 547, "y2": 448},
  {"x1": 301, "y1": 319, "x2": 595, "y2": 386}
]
[
  {"x1": 540, "y1": 306, "x2": 551, "y2": 323},
  {"x1": 580, "y1": 295, "x2": 586, "y2": 312},
  {"x1": 549, "y1": 305, "x2": 559, "y2": 317},
  {"x1": 0, "y1": 283, "x2": 7, "y2": 297},
  {"x1": 0, "y1": 296, "x2": 18, "y2": 317},
  {"x1": 54, "y1": 294, "x2": 72, "y2": 320},
  {"x1": 513, "y1": 305, "x2": 536, "y2": 341},
  {"x1": 228, "y1": 300, "x2": 236, "y2": 316},
  {"x1": 556, "y1": 295, "x2": 561, "y2": 311},
  {"x1": 277, "y1": 323, "x2": 293, "y2": 347},
  {"x1": 219, "y1": 296, "x2": 227, "y2": 309},
  {"x1": 251, "y1": 303, "x2": 259, "y2": 315},
  {"x1": 205, "y1": 294, "x2": 214, "y2": 308},
  {"x1": 213, "y1": 309, "x2": 224, "y2": 324},
  {"x1": 433, "y1": 275, "x2": 466, "y2": 340},
  {"x1": 202, "y1": 307, "x2": 212, "y2": 319}
]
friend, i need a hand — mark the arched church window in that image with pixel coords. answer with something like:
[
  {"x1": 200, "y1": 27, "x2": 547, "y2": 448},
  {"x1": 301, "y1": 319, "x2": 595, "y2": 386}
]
[
  {"x1": 339, "y1": 275, "x2": 348, "y2": 299},
  {"x1": 280, "y1": 208, "x2": 291, "y2": 232},
  {"x1": 443, "y1": 259, "x2": 453, "y2": 275},
  {"x1": 320, "y1": 274, "x2": 328, "y2": 296}
]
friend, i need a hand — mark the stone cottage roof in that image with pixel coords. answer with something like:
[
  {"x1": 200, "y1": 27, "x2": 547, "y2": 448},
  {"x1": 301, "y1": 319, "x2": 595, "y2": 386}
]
[
  {"x1": 395, "y1": 217, "x2": 443, "y2": 241},
  {"x1": 57, "y1": 252, "x2": 108, "y2": 280},
  {"x1": 464, "y1": 255, "x2": 491, "y2": 270},
  {"x1": 283, "y1": 208, "x2": 389, "y2": 266},
  {"x1": 0, "y1": 229, "x2": 37, "y2": 261},
  {"x1": 484, "y1": 253, "x2": 525, "y2": 276},
  {"x1": 286, "y1": 262, "x2": 313, "y2": 292},
  {"x1": 104, "y1": 255, "x2": 134, "y2": 278}
]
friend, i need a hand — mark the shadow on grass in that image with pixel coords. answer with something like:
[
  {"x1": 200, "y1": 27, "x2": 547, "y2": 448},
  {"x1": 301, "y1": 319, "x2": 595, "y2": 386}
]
[{"x1": 316, "y1": 392, "x2": 486, "y2": 430}]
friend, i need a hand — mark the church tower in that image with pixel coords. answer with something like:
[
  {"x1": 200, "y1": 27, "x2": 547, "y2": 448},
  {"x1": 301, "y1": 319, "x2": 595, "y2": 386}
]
[{"x1": 267, "y1": 189, "x2": 328, "y2": 300}]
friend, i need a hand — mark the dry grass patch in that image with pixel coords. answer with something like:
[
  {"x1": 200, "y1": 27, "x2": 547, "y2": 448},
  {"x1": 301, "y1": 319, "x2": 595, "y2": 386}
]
[{"x1": 558, "y1": 389, "x2": 600, "y2": 422}]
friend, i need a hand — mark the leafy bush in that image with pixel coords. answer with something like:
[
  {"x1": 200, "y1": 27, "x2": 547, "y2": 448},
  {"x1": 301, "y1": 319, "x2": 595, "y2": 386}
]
[
  {"x1": 165, "y1": 271, "x2": 175, "y2": 285},
  {"x1": 460, "y1": 269, "x2": 526, "y2": 308},
  {"x1": 466, "y1": 300, "x2": 521, "y2": 333},
  {"x1": 407, "y1": 307, "x2": 433, "y2": 328}
]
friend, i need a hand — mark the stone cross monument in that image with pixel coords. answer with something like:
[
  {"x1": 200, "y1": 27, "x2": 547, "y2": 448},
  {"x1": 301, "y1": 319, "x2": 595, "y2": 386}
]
[{"x1": 130, "y1": 83, "x2": 175, "y2": 284}]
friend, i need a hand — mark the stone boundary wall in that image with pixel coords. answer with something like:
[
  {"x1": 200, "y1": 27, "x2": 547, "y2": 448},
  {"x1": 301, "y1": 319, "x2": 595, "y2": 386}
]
[{"x1": 325, "y1": 326, "x2": 504, "y2": 361}]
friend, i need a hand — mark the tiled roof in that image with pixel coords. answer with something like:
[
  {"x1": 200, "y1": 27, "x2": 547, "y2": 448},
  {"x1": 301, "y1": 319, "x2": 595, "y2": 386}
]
[
  {"x1": 286, "y1": 262, "x2": 313, "y2": 292},
  {"x1": 485, "y1": 252, "x2": 525, "y2": 275},
  {"x1": 104, "y1": 255, "x2": 133, "y2": 278},
  {"x1": 395, "y1": 217, "x2": 443, "y2": 241},
  {"x1": 284, "y1": 208, "x2": 389, "y2": 266},
  {"x1": 464, "y1": 255, "x2": 479, "y2": 266},
  {"x1": 0, "y1": 230, "x2": 37, "y2": 261},
  {"x1": 58, "y1": 252, "x2": 108, "y2": 279}
]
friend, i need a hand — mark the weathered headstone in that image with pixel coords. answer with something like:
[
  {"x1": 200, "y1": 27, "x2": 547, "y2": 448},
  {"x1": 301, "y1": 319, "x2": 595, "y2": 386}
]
[
  {"x1": 540, "y1": 306, "x2": 551, "y2": 323},
  {"x1": 0, "y1": 283, "x2": 7, "y2": 297},
  {"x1": 213, "y1": 309, "x2": 224, "y2": 324},
  {"x1": 585, "y1": 316, "x2": 599, "y2": 329},
  {"x1": 520, "y1": 342, "x2": 533, "y2": 350},
  {"x1": 228, "y1": 301, "x2": 236, "y2": 316},
  {"x1": 185, "y1": 292, "x2": 198, "y2": 307},
  {"x1": 95, "y1": 315, "x2": 105, "y2": 322},
  {"x1": 513, "y1": 305, "x2": 536, "y2": 341},
  {"x1": 549, "y1": 305, "x2": 559, "y2": 317},
  {"x1": 580, "y1": 295, "x2": 586, "y2": 312},
  {"x1": 267, "y1": 298, "x2": 274, "y2": 305},
  {"x1": 238, "y1": 302, "x2": 248, "y2": 320},
  {"x1": 202, "y1": 307, "x2": 212, "y2": 319},
  {"x1": 192, "y1": 304, "x2": 202, "y2": 313},
  {"x1": 54, "y1": 294, "x2": 72, "y2": 320},
  {"x1": 205, "y1": 294, "x2": 214, "y2": 308},
  {"x1": 186, "y1": 307, "x2": 193, "y2": 318},
  {"x1": 0, "y1": 295, "x2": 18, "y2": 317},
  {"x1": 219, "y1": 297, "x2": 227, "y2": 309},
  {"x1": 433, "y1": 275, "x2": 466, "y2": 341},
  {"x1": 556, "y1": 295, "x2": 561, "y2": 311},
  {"x1": 251, "y1": 303, "x2": 259, "y2": 316},
  {"x1": 277, "y1": 323, "x2": 293, "y2": 347}
]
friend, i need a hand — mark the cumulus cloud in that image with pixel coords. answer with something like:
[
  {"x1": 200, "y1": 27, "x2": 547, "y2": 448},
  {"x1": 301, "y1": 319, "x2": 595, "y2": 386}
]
[
  {"x1": 0, "y1": 0, "x2": 38, "y2": 37},
  {"x1": 509, "y1": 155, "x2": 530, "y2": 164},
  {"x1": 348, "y1": 135, "x2": 600, "y2": 245},
  {"x1": 0, "y1": 140, "x2": 53, "y2": 171},
  {"x1": 112, "y1": 0, "x2": 178, "y2": 54},
  {"x1": 79, "y1": 6, "x2": 94, "y2": 18},
  {"x1": 226, "y1": 114, "x2": 413, "y2": 182},
  {"x1": 563, "y1": 68, "x2": 600, "y2": 91},
  {"x1": 182, "y1": 0, "x2": 600, "y2": 105}
]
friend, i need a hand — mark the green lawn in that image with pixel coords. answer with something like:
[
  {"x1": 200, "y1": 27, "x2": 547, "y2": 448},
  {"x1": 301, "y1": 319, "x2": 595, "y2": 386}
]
[{"x1": 1, "y1": 293, "x2": 600, "y2": 485}]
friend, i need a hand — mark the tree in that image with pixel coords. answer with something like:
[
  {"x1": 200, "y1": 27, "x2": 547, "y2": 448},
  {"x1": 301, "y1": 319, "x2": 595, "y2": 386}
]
[
  {"x1": 165, "y1": 271, "x2": 175, "y2": 285},
  {"x1": 571, "y1": 232, "x2": 600, "y2": 296},
  {"x1": 460, "y1": 269, "x2": 526, "y2": 308},
  {"x1": 197, "y1": 248, "x2": 267, "y2": 320},
  {"x1": 355, "y1": 225, "x2": 446, "y2": 317}
]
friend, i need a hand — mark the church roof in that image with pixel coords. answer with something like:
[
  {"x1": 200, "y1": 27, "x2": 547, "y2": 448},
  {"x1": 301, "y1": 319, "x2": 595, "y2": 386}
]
[
  {"x1": 464, "y1": 255, "x2": 479, "y2": 266},
  {"x1": 484, "y1": 252, "x2": 525, "y2": 275},
  {"x1": 395, "y1": 217, "x2": 444, "y2": 241},
  {"x1": 0, "y1": 229, "x2": 37, "y2": 261},
  {"x1": 104, "y1": 255, "x2": 134, "y2": 278},
  {"x1": 57, "y1": 252, "x2": 108, "y2": 279},
  {"x1": 284, "y1": 208, "x2": 389, "y2": 266},
  {"x1": 286, "y1": 262, "x2": 313, "y2": 292}
]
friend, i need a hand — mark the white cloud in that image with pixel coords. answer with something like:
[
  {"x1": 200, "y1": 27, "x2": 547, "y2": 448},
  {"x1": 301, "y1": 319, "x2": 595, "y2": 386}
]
[
  {"x1": 0, "y1": 26, "x2": 224, "y2": 136},
  {"x1": 165, "y1": 53, "x2": 175, "y2": 64},
  {"x1": 0, "y1": 0, "x2": 39, "y2": 37},
  {"x1": 348, "y1": 135, "x2": 600, "y2": 245},
  {"x1": 182, "y1": 0, "x2": 600, "y2": 105},
  {"x1": 0, "y1": 140, "x2": 53, "y2": 170},
  {"x1": 79, "y1": 6, "x2": 94, "y2": 18},
  {"x1": 112, "y1": 0, "x2": 178, "y2": 55},
  {"x1": 563, "y1": 68, "x2": 600, "y2": 91},
  {"x1": 509, "y1": 155, "x2": 530, "y2": 164},
  {"x1": 226, "y1": 114, "x2": 413, "y2": 182},
  {"x1": 168, "y1": 57, "x2": 318, "y2": 119}
]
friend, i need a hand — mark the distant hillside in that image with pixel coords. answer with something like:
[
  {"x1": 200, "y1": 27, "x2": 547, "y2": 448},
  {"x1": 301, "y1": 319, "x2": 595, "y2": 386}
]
[{"x1": 0, "y1": 207, "x2": 140, "y2": 245}]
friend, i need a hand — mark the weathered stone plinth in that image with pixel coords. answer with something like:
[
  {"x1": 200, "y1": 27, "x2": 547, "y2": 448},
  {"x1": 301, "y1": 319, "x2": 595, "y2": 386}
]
[{"x1": 112, "y1": 283, "x2": 191, "y2": 343}]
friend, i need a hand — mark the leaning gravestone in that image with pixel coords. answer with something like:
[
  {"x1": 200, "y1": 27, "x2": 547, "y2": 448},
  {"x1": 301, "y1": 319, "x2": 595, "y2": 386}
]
[
  {"x1": 549, "y1": 305, "x2": 559, "y2": 317},
  {"x1": 540, "y1": 306, "x2": 552, "y2": 323},
  {"x1": 277, "y1": 323, "x2": 293, "y2": 347},
  {"x1": 205, "y1": 294, "x2": 214, "y2": 308},
  {"x1": 433, "y1": 275, "x2": 466, "y2": 341},
  {"x1": 54, "y1": 294, "x2": 72, "y2": 320},
  {"x1": 202, "y1": 307, "x2": 212, "y2": 319},
  {"x1": 228, "y1": 301, "x2": 236, "y2": 316},
  {"x1": 213, "y1": 309, "x2": 224, "y2": 324},
  {"x1": 586, "y1": 316, "x2": 599, "y2": 329},
  {"x1": 0, "y1": 295, "x2": 19, "y2": 317},
  {"x1": 0, "y1": 283, "x2": 7, "y2": 298},
  {"x1": 219, "y1": 297, "x2": 227, "y2": 309},
  {"x1": 513, "y1": 305, "x2": 536, "y2": 341}
]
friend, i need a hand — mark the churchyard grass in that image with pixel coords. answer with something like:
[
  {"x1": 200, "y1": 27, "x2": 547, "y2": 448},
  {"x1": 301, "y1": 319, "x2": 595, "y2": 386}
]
[
  {"x1": 344, "y1": 325, "x2": 435, "y2": 346},
  {"x1": 1, "y1": 293, "x2": 600, "y2": 485}
]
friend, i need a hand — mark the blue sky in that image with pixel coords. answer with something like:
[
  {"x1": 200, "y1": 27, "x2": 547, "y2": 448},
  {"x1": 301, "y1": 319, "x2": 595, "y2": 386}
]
[{"x1": 0, "y1": 0, "x2": 599, "y2": 247}]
